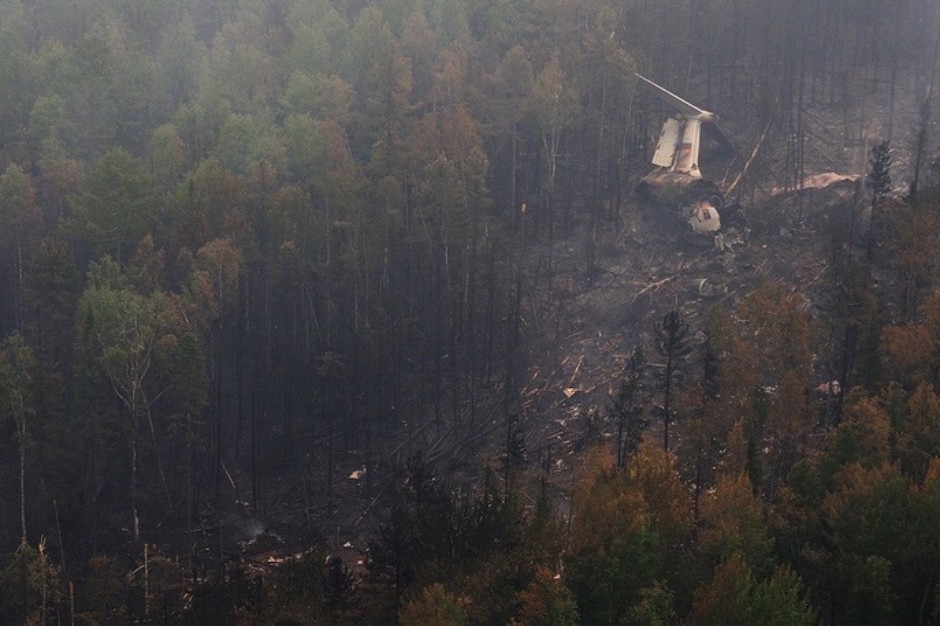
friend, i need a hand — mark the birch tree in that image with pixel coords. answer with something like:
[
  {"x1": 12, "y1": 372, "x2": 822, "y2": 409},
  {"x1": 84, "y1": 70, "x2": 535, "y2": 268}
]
[{"x1": 76, "y1": 258, "x2": 168, "y2": 540}]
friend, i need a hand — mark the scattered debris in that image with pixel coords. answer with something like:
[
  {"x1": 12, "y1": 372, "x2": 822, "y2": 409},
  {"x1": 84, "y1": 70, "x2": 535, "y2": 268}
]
[
  {"x1": 815, "y1": 380, "x2": 843, "y2": 397},
  {"x1": 771, "y1": 172, "x2": 860, "y2": 196}
]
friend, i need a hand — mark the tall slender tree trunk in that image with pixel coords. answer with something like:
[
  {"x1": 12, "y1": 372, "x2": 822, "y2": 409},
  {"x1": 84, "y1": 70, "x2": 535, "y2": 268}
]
[
  {"x1": 18, "y1": 413, "x2": 26, "y2": 539},
  {"x1": 132, "y1": 418, "x2": 140, "y2": 541},
  {"x1": 663, "y1": 353, "x2": 674, "y2": 452}
]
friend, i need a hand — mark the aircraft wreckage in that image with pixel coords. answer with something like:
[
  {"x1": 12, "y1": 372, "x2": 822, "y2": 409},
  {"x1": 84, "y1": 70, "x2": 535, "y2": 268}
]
[
  {"x1": 635, "y1": 73, "x2": 860, "y2": 238},
  {"x1": 635, "y1": 73, "x2": 733, "y2": 236}
]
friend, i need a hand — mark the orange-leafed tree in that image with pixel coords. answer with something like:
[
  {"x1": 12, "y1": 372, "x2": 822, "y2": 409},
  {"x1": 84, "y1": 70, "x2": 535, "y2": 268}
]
[{"x1": 510, "y1": 566, "x2": 579, "y2": 626}]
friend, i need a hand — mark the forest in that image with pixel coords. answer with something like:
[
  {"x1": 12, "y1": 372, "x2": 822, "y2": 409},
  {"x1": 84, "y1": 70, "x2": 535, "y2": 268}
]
[{"x1": 1, "y1": 0, "x2": 940, "y2": 623}]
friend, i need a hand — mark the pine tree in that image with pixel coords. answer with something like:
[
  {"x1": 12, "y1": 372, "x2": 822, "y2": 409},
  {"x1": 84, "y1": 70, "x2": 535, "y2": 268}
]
[
  {"x1": 655, "y1": 310, "x2": 691, "y2": 452},
  {"x1": 324, "y1": 556, "x2": 353, "y2": 624},
  {"x1": 399, "y1": 583, "x2": 467, "y2": 626},
  {"x1": 0, "y1": 335, "x2": 36, "y2": 540},
  {"x1": 610, "y1": 346, "x2": 647, "y2": 467},
  {"x1": 867, "y1": 139, "x2": 892, "y2": 261}
]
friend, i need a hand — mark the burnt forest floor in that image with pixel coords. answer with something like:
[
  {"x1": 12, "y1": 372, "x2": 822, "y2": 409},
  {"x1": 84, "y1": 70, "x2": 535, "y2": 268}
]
[{"x1": 198, "y1": 67, "x2": 940, "y2": 574}]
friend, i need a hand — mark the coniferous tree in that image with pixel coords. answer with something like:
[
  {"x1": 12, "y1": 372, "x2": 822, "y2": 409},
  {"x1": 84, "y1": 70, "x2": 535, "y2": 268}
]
[
  {"x1": 655, "y1": 310, "x2": 691, "y2": 452},
  {"x1": 325, "y1": 556, "x2": 353, "y2": 624},
  {"x1": 399, "y1": 583, "x2": 467, "y2": 626},
  {"x1": 867, "y1": 139, "x2": 892, "y2": 261},
  {"x1": 610, "y1": 346, "x2": 646, "y2": 468},
  {"x1": 688, "y1": 334, "x2": 722, "y2": 520},
  {"x1": 0, "y1": 335, "x2": 36, "y2": 540},
  {"x1": 512, "y1": 566, "x2": 579, "y2": 625},
  {"x1": 0, "y1": 0, "x2": 938, "y2": 620},
  {"x1": 0, "y1": 165, "x2": 42, "y2": 332}
]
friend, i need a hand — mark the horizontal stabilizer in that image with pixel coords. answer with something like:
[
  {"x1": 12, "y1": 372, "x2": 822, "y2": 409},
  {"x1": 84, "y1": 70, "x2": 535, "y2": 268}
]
[{"x1": 635, "y1": 73, "x2": 714, "y2": 121}]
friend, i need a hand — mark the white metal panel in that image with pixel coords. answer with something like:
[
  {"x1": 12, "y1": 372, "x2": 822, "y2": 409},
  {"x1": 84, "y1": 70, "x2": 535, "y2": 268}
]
[
  {"x1": 652, "y1": 118, "x2": 680, "y2": 168},
  {"x1": 673, "y1": 118, "x2": 702, "y2": 177}
]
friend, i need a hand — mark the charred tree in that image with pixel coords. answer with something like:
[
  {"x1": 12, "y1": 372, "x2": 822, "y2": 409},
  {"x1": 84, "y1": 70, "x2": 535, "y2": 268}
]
[
  {"x1": 503, "y1": 413, "x2": 526, "y2": 488},
  {"x1": 867, "y1": 139, "x2": 892, "y2": 262}
]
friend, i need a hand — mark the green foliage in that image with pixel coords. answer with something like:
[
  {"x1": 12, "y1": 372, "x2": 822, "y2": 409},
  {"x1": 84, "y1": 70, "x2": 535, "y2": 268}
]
[
  {"x1": 567, "y1": 528, "x2": 658, "y2": 624},
  {"x1": 821, "y1": 463, "x2": 908, "y2": 568},
  {"x1": 610, "y1": 345, "x2": 647, "y2": 467},
  {"x1": 897, "y1": 384, "x2": 940, "y2": 480},
  {"x1": 655, "y1": 309, "x2": 692, "y2": 451},
  {"x1": 0, "y1": 334, "x2": 36, "y2": 430},
  {"x1": 0, "y1": 165, "x2": 42, "y2": 242},
  {"x1": 213, "y1": 114, "x2": 263, "y2": 174},
  {"x1": 77, "y1": 263, "x2": 162, "y2": 411},
  {"x1": 369, "y1": 459, "x2": 562, "y2": 623},
  {"x1": 0, "y1": 0, "x2": 937, "y2": 623},
  {"x1": 698, "y1": 472, "x2": 774, "y2": 577},
  {"x1": 175, "y1": 158, "x2": 244, "y2": 250},
  {"x1": 690, "y1": 555, "x2": 814, "y2": 625},
  {"x1": 81, "y1": 554, "x2": 129, "y2": 623},
  {"x1": 400, "y1": 583, "x2": 467, "y2": 625},
  {"x1": 67, "y1": 148, "x2": 154, "y2": 263},
  {"x1": 0, "y1": 334, "x2": 37, "y2": 538},
  {"x1": 148, "y1": 124, "x2": 187, "y2": 192},
  {"x1": 0, "y1": 538, "x2": 64, "y2": 624},
  {"x1": 626, "y1": 581, "x2": 677, "y2": 626},
  {"x1": 511, "y1": 566, "x2": 579, "y2": 626},
  {"x1": 566, "y1": 445, "x2": 692, "y2": 623},
  {"x1": 843, "y1": 555, "x2": 895, "y2": 625}
]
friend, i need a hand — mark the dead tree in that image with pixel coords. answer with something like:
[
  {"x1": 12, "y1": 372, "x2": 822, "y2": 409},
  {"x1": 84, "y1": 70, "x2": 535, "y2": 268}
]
[{"x1": 503, "y1": 413, "x2": 526, "y2": 487}]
